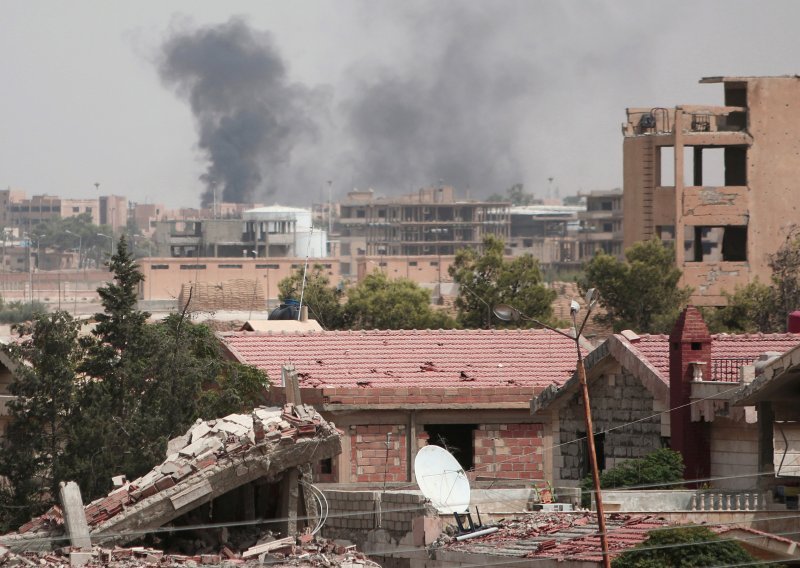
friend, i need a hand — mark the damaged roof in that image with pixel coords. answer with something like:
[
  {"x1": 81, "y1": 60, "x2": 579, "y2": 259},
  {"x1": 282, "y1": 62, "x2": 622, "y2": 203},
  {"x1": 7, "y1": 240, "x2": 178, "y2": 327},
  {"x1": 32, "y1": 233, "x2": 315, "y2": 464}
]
[
  {"x1": 435, "y1": 512, "x2": 800, "y2": 565},
  {"x1": 219, "y1": 328, "x2": 584, "y2": 390},
  {"x1": 4, "y1": 404, "x2": 341, "y2": 551}
]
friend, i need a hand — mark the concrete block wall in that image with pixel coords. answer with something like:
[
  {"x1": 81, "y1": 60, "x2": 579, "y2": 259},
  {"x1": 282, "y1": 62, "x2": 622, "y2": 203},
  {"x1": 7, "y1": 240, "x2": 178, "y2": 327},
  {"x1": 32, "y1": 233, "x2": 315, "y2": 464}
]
[
  {"x1": 380, "y1": 492, "x2": 427, "y2": 534},
  {"x1": 320, "y1": 490, "x2": 379, "y2": 533},
  {"x1": 473, "y1": 423, "x2": 544, "y2": 480},
  {"x1": 558, "y1": 370, "x2": 661, "y2": 482},
  {"x1": 711, "y1": 417, "x2": 759, "y2": 490},
  {"x1": 351, "y1": 425, "x2": 407, "y2": 483}
]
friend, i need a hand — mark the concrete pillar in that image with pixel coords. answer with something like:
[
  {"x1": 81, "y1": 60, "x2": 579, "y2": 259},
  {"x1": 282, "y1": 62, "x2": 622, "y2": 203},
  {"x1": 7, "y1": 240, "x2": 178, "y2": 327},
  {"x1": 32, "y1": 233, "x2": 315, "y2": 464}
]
[
  {"x1": 59, "y1": 481, "x2": 91, "y2": 550},
  {"x1": 299, "y1": 464, "x2": 318, "y2": 531},
  {"x1": 278, "y1": 468, "x2": 299, "y2": 537}
]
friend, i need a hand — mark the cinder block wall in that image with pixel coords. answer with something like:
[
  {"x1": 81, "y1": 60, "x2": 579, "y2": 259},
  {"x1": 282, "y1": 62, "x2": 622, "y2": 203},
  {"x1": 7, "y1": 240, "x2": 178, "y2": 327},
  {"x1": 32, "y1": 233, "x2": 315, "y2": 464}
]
[
  {"x1": 473, "y1": 423, "x2": 544, "y2": 479},
  {"x1": 558, "y1": 370, "x2": 661, "y2": 482}
]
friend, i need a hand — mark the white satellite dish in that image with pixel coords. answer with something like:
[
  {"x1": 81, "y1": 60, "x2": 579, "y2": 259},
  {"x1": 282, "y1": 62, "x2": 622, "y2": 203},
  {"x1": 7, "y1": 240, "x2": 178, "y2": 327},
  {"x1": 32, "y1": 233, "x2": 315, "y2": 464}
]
[{"x1": 414, "y1": 445, "x2": 471, "y2": 514}]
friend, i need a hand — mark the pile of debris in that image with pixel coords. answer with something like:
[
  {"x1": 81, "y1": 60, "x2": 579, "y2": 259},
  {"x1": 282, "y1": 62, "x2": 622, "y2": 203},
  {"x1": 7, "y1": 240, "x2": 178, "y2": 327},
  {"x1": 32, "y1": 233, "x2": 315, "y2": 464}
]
[
  {"x1": 0, "y1": 534, "x2": 381, "y2": 567},
  {"x1": 5, "y1": 404, "x2": 341, "y2": 552}
]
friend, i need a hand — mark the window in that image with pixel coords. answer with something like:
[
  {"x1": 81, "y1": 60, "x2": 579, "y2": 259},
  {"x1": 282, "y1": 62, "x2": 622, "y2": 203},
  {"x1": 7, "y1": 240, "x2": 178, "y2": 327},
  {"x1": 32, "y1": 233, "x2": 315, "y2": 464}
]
[
  {"x1": 291, "y1": 264, "x2": 302, "y2": 269},
  {"x1": 684, "y1": 146, "x2": 747, "y2": 186},
  {"x1": 256, "y1": 263, "x2": 279, "y2": 269},
  {"x1": 218, "y1": 264, "x2": 243, "y2": 269},
  {"x1": 424, "y1": 424, "x2": 478, "y2": 471},
  {"x1": 409, "y1": 261, "x2": 418, "y2": 267},
  {"x1": 72, "y1": 207, "x2": 80, "y2": 213},
  {"x1": 430, "y1": 261, "x2": 439, "y2": 267},
  {"x1": 151, "y1": 264, "x2": 169, "y2": 270},
  {"x1": 685, "y1": 225, "x2": 747, "y2": 262},
  {"x1": 179, "y1": 264, "x2": 206, "y2": 270}
]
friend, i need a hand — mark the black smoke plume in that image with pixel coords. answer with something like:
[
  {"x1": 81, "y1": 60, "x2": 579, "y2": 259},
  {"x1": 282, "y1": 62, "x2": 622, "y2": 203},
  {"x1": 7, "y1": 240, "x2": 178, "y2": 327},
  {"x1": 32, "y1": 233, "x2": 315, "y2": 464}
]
[{"x1": 159, "y1": 18, "x2": 325, "y2": 206}]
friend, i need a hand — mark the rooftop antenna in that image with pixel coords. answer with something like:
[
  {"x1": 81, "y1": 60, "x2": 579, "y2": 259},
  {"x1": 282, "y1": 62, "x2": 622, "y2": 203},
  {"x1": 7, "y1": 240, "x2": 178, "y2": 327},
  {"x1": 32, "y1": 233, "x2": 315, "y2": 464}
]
[{"x1": 414, "y1": 445, "x2": 498, "y2": 541}]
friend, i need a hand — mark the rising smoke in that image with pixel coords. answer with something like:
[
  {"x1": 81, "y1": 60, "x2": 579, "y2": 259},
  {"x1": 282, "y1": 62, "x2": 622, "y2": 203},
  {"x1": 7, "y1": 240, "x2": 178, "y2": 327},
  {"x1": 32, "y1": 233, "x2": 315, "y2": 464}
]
[
  {"x1": 158, "y1": 5, "x2": 656, "y2": 205},
  {"x1": 159, "y1": 18, "x2": 328, "y2": 206}
]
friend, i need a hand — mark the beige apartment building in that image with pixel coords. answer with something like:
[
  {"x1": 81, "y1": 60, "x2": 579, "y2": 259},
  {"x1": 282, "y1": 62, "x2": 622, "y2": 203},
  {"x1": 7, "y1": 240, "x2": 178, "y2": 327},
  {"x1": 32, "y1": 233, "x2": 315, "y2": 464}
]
[{"x1": 623, "y1": 76, "x2": 800, "y2": 305}]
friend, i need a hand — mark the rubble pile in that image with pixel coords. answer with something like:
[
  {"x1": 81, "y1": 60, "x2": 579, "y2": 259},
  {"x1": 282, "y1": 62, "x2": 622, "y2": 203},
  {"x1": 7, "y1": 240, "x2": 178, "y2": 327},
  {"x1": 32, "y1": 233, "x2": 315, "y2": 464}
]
[
  {"x1": 7, "y1": 403, "x2": 341, "y2": 556},
  {"x1": 0, "y1": 534, "x2": 381, "y2": 567}
]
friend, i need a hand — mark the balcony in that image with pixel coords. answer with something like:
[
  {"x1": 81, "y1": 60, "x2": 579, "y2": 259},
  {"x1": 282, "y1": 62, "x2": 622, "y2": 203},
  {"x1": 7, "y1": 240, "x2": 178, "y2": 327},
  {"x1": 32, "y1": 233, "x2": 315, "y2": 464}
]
[{"x1": 623, "y1": 106, "x2": 748, "y2": 137}]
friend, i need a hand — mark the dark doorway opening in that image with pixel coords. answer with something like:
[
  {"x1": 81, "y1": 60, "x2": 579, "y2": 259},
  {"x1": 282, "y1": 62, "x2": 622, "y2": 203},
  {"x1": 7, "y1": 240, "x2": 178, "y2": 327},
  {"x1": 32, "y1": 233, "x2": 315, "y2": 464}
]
[{"x1": 425, "y1": 424, "x2": 478, "y2": 471}]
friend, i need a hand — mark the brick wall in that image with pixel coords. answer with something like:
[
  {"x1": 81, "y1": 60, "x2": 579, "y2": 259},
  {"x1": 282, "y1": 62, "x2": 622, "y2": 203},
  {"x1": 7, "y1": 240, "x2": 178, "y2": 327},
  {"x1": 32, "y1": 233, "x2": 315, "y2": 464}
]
[
  {"x1": 473, "y1": 423, "x2": 544, "y2": 480},
  {"x1": 268, "y1": 386, "x2": 534, "y2": 407},
  {"x1": 351, "y1": 425, "x2": 407, "y2": 483},
  {"x1": 558, "y1": 369, "x2": 662, "y2": 483}
]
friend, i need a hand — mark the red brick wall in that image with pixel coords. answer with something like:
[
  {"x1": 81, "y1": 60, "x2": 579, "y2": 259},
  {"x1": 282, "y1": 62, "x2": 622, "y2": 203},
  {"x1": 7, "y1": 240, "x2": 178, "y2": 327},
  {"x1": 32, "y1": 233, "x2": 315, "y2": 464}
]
[
  {"x1": 351, "y1": 424, "x2": 407, "y2": 483},
  {"x1": 473, "y1": 423, "x2": 544, "y2": 480}
]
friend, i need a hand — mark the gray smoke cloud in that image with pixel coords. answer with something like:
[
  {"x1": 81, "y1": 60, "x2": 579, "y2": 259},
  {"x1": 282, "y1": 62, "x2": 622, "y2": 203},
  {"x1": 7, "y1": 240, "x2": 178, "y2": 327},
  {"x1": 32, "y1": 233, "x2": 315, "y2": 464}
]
[
  {"x1": 159, "y1": 17, "x2": 328, "y2": 205},
  {"x1": 158, "y1": 5, "x2": 662, "y2": 204}
]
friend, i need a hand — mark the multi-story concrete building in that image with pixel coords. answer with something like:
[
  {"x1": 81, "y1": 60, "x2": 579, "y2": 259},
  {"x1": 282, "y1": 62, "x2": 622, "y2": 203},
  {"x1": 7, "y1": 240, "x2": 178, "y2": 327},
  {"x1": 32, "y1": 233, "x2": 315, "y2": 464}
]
[
  {"x1": 578, "y1": 189, "x2": 623, "y2": 260},
  {"x1": 337, "y1": 186, "x2": 510, "y2": 278},
  {"x1": 153, "y1": 206, "x2": 327, "y2": 259},
  {"x1": 623, "y1": 76, "x2": 800, "y2": 305},
  {"x1": 508, "y1": 205, "x2": 581, "y2": 263}
]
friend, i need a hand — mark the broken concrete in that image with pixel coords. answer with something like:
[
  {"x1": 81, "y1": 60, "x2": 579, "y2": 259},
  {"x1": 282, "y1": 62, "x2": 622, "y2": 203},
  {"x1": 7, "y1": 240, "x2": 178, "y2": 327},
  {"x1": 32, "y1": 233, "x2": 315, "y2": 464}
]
[{"x1": 3, "y1": 404, "x2": 341, "y2": 553}]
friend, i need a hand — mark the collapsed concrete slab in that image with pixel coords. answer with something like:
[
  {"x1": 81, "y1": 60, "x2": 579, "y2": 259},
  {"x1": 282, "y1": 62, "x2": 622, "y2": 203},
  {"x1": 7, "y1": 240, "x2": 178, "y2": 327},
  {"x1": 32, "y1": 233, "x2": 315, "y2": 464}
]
[{"x1": 3, "y1": 403, "x2": 341, "y2": 552}]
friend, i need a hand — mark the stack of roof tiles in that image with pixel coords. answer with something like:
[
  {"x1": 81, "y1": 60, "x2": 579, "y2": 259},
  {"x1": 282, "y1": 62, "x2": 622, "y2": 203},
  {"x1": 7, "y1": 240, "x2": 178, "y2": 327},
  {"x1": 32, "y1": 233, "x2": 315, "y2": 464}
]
[{"x1": 15, "y1": 404, "x2": 325, "y2": 535}]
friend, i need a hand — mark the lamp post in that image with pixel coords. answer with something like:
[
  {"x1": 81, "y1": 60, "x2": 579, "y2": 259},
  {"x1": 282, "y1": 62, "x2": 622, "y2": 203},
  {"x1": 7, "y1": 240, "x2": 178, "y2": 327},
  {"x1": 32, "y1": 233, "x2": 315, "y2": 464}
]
[
  {"x1": 97, "y1": 232, "x2": 113, "y2": 258},
  {"x1": 23, "y1": 233, "x2": 32, "y2": 303},
  {"x1": 493, "y1": 289, "x2": 610, "y2": 568}
]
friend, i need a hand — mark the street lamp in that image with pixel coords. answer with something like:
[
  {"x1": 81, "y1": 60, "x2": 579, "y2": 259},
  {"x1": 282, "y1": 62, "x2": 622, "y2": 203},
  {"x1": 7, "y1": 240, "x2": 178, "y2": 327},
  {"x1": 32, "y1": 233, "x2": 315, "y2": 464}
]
[
  {"x1": 22, "y1": 232, "x2": 32, "y2": 303},
  {"x1": 493, "y1": 288, "x2": 610, "y2": 568},
  {"x1": 65, "y1": 230, "x2": 82, "y2": 314},
  {"x1": 97, "y1": 232, "x2": 113, "y2": 258}
]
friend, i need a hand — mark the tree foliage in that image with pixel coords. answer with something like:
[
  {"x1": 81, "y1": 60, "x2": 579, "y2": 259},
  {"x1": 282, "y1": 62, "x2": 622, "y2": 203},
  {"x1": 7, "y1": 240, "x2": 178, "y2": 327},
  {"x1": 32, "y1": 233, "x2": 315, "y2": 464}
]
[
  {"x1": 278, "y1": 264, "x2": 345, "y2": 329},
  {"x1": 0, "y1": 238, "x2": 269, "y2": 530},
  {"x1": 449, "y1": 235, "x2": 556, "y2": 329},
  {"x1": 706, "y1": 228, "x2": 800, "y2": 333},
  {"x1": 487, "y1": 183, "x2": 536, "y2": 206},
  {"x1": 342, "y1": 270, "x2": 455, "y2": 330},
  {"x1": 612, "y1": 526, "x2": 756, "y2": 568},
  {"x1": 582, "y1": 448, "x2": 684, "y2": 495},
  {"x1": 0, "y1": 300, "x2": 48, "y2": 324},
  {"x1": 581, "y1": 239, "x2": 692, "y2": 333},
  {"x1": 0, "y1": 312, "x2": 84, "y2": 524}
]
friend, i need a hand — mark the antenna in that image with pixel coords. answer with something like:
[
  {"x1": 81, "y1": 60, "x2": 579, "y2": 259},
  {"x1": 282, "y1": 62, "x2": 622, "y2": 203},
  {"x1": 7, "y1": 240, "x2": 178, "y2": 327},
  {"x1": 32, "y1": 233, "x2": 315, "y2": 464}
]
[{"x1": 297, "y1": 225, "x2": 314, "y2": 320}]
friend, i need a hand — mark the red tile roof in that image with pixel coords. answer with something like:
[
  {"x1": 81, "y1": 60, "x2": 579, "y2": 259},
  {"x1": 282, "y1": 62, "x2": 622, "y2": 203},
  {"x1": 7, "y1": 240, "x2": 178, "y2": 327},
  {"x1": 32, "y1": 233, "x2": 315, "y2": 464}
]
[
  {"x1": 219, "y1": 328, "x2": 583, "y2": 389},
  {"x1": 620, "y1": 333, "x2": 800, "y2": 384}
]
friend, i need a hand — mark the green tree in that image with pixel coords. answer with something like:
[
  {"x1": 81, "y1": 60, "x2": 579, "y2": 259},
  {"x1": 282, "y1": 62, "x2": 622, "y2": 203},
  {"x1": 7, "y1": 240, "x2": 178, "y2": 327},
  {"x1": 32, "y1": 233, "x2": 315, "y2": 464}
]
[
  {"x1": 0, "y1": 300, "x2": 48, "y2": 324},
  {"x1": 342, "y1": 270, "x2": 455, "y2": 330},
  {"x1": 581, "y1": 448, "x2": 684, "y2": 496},
  {"x1": 487, "y1": 183, "x2": 536, "y2": 205},
  {"x1": 0, "y1": 312, "x2": 83, "y2": 530},
  {"x1": 770, "y1": 228, "x2": 800, "y2": 324},
  {"x1": 278, "y1": 264, "x2": 345, "y2": 329},
  {"x1": 581, "y1": 239, "x2": 692, "y2": 333},
  {"x1": 704, "y1": 280, "x2": 777, "y2": 333},
  {"x1": 449, "y1": 235, "x2": 556, "y2": 328},
  {"x1": 612, "y1": 526, "x2": 756, "y2": 568}
]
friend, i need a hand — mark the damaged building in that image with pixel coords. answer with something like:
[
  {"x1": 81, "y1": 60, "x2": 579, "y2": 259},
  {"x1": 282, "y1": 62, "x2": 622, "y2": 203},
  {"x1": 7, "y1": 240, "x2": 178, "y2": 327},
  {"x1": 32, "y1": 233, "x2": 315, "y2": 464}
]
[
  {"x1": 622, "y1": 75, "x2": 800, "y2": 306},
  {"x1": 218, "y1": 328, "x2": 586, "y2": 485},
  {"x1": 1, "y1": 404, "x2": 343, "y2": 564}
]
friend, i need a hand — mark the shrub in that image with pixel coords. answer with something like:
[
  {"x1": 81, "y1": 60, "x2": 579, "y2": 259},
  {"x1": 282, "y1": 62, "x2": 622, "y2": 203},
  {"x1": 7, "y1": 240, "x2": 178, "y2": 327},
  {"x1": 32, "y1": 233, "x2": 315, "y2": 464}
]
[{"x1": 613, "y1": 526, "x2": 757, "y2": 567}]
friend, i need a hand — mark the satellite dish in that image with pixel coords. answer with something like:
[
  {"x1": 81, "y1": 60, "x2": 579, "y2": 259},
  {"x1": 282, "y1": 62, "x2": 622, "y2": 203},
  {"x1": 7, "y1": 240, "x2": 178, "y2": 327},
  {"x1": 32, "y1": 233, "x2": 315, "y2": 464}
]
[{"x1": 414, "y1": 445, "x2": 471, "y2": 514}]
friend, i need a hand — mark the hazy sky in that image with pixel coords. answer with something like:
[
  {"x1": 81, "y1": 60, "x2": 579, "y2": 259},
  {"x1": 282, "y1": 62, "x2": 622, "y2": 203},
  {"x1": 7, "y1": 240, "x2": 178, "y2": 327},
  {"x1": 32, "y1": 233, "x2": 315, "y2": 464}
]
[{"x1": 2, "y1": 1, "x2": 799, "y2": 208}]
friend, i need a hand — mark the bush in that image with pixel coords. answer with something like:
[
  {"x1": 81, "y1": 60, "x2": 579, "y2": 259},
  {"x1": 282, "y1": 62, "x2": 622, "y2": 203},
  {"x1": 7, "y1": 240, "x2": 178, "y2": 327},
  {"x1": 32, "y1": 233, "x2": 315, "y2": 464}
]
[
  {"x1": 0, "y1": 301, "x2": 47, "y2": 324},
  {"x1": 581, "y1": 448, "x2": 684, "y2": 506},
  {"x1": 612, "y1": 526, "x2": 757, "y2": 567}
]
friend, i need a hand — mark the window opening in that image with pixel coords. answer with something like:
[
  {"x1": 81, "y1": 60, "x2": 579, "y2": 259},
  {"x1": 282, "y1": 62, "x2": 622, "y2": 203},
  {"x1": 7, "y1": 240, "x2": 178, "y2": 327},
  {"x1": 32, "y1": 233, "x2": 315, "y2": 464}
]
[
  {"x1": 424, "y1": 424, "x2": 477, "y2": 471},
  {"x1": 685, "y1": 226, "x2": 747, "y2": 262}
]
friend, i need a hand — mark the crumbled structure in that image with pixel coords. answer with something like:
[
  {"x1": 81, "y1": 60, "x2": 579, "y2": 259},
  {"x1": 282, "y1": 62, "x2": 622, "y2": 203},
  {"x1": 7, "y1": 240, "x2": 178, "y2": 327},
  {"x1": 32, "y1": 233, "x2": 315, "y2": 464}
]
[
  {"x1": 4, "y1": 404, "x2": 341, "y2": 554},
  {"x1": 431, "y1": 512, "x2": 800, "y2": 566},
  {"x1": 623, "y1": 76, "x2": 800, "y2": 306}
]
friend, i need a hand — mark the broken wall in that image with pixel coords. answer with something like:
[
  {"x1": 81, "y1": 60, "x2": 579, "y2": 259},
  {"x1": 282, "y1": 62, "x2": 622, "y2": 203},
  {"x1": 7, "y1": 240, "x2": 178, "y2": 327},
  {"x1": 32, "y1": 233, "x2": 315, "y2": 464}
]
[{"x1": 473, "y1": 424, "x2": 544, "y2": 480}]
